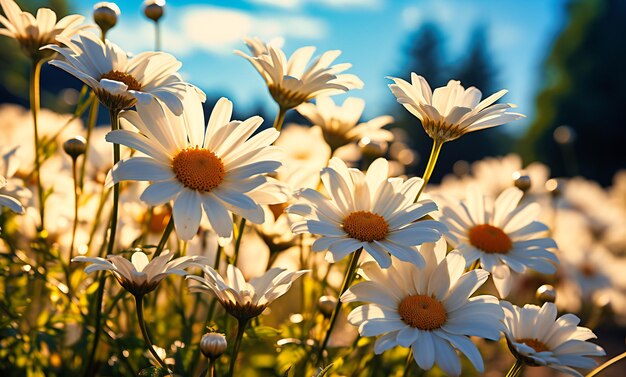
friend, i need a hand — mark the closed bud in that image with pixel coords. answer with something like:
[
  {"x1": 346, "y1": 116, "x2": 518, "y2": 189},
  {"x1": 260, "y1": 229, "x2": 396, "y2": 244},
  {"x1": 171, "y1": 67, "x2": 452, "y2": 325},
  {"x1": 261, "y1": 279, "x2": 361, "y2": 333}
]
[
  {"x1": 512, "y1": 171, "x2": 532, "y2": 192},
  {"x1": 93, "y1": 2, "x2": 120, "y2": 34},
  {"x1": 144, "y1": 0, "x2": 165, "y2": 22},
  {"x1": 536, "y1": 284, "x2": 556, "y2": 304},
  {"x1": 318, "y1": 295, "x2": 338, "y2": 318},
  {"x1": 545, "y1": 178, "x2": 563, "y2": 198},
  {"x1": 63, "y1": 136, "x2": 87, "y2": 160},
  {"x1": 200, "y1": 332, "x2": 227, "y2": 360}
]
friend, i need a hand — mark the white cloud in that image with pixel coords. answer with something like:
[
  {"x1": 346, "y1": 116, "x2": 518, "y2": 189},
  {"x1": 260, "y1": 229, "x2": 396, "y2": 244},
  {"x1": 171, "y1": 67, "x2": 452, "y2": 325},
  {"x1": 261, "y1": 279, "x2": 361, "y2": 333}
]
[
  {"x1": 248, "y1": 0, "x2": 381, "y2": 10},
  {"x1": 107, "y1": 5, "x2": 327, "y2": 56}
]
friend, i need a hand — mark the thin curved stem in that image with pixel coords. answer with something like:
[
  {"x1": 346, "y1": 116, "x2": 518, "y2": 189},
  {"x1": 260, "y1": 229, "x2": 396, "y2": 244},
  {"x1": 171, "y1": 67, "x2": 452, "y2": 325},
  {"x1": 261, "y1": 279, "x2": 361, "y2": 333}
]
[
  {"x1": 135, "y1": 295, "x2": 172, "y2": 375},
  {"x1": 504, "y1": 359, "x2": 524, "y2": 377},
  {"x1": 154, "y1": 215, "x2": 174, "y2": 258},
  {"x1": 316, "y1": 247, "x2": 363, "y2": 363},
  {"x1": 227, "y1": 318, "x2": 249, "y2": 377},
  {"x1": 273, "y1": 106, "x2": 288, "y2": 131},
  {"x1": 586, "y1": 351, "x2": 626, "y2": 377},
  {"x1": 107, "y1": 108, "x2": 121, "y2": 257},
  {"x1": 30, "y1": 58, "x2": 45, "y2": 231},
  {"x1": 68, "y1": 157, "x2": 79, "y2": 296},
  {"x1": 154, "y1": 21, "x2": 161, "y2": 51},
  {"x1": 83, "y1": 273, "x2": 106, "y2": 377},
  {"x1": 416, "y1": 138, "x2": 444, "y2": 201},
  {"x1": 232, "y1": 218, "x2": 246, "y2": 265},
  {"x1": 79, "y1": 93, "x2": 98, "y2": 189},
  {"x1": 402, "y1": 349, "x2": 414, "y2": 377}
]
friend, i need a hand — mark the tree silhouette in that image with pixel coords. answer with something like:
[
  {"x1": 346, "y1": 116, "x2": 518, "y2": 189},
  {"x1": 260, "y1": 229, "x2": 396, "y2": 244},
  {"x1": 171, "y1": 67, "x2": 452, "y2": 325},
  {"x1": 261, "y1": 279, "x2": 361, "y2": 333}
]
[{"x1": 522, "y1": 0, "x2": 626, "y2": 185}]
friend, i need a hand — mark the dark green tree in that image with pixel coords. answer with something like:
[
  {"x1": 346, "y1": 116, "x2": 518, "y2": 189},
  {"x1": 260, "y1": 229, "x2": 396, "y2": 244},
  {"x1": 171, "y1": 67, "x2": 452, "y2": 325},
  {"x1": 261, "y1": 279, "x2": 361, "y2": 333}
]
[{"x1": 522, "y1": 0, "x2": 626, "y2": 184}]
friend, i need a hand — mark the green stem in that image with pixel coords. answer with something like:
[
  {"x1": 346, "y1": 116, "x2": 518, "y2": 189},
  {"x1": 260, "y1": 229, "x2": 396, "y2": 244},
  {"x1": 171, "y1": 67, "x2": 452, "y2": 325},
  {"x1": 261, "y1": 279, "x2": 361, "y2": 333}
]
[
  {"x1": 107, "y1": 108, "x2": 121, "y2": 257},
  {"x1": 135, "y1": 295, "x2": 172, "y2": 375},
  {"x1": 83, "y1": 273, "x2": 106, "y2": 377},
  {"x1": 504, "y1": 359, "x2": 524, "y2": 377},
  {"x1": 154, "y1": 215, "x2": 174, "y2": 258},
  {"x1": 79, "y1": 93, "x2": 98, "y2": 189},
  {"x1": 207, "y1": 358, "x2": 215, "y2": 377},
  {"x1": 272, "y1": 106, "x2": 288, "y2": 131},
  {"x1": 416, "y1": 138, "x2": 444, "y2": 201},
  {"x1": 227, "y1": 318, "x2": 249, "y2": 377},
  {"x1": 30, "y1": 58, "x2": 45, "y2": 231},
  {"x1": 316, "y1": 247, "x2": 363, "y2": 363},
  {"x1": 154, "y1": 21, "x2": 161, "y2": 51},
  {"x1": 232, "y1": 218, "x2": 246, "y2": 265},
  {"x1": 68, "y1": 157, "x2": 79, "y2": 296},
  {"x1": 402, "y1": 349, "x2": 414, "y2": 377},
  {"x1": 586, "y1": 350, "x2": 626, "y2": 377}
]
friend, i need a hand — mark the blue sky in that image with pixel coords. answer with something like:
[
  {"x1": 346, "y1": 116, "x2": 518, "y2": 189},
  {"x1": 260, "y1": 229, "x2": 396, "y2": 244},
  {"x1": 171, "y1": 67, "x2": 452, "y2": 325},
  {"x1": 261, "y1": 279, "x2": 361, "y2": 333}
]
[{"x1": 73, "y1": 0, "x2": 568, "y2": 134}]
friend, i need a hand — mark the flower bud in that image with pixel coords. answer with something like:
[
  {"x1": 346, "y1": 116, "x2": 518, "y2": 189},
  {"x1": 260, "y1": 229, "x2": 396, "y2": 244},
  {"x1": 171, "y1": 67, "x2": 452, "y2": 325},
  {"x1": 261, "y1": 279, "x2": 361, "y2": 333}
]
[
  {"x1": 536, "y1": 284, "x2": 556, "y2": 304},
  {"x1": 144, "y1": 0, "x2": 165, "y2": 22},
  {"x1": 93, "y1": 2, "x2": 120, "y2": 35},
  {"x1": 317, "y1": 295, "x2": 338, "y2": 318},
  {"x1": 200, "y1": 332, "x2": 227, "y2": 360},
  {"x1": 545, "y1": 178, "x2": 563, "y2": 198},
  {"x1": 63, "y1": 136, "x2": 87, "y2": 160},
  {"x1": 553, "y1": 125, "x2": 576, "y2": 145},
  {"x1": 512, "y1": 171, "x2": 531, "y2": 193}
]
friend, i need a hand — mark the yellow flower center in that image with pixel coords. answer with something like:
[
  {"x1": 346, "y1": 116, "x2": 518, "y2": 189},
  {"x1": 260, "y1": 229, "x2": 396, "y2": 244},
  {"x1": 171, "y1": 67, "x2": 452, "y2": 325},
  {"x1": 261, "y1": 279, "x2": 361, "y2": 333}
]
[
  {"x1": 100, "y1": 70, "x2": 142, "y2": 91},
  {"x1": 172, "y1": 147, "x2": 225, "y2": 192},
  {"x1": 343, "y1": 211, "x2": 389, "y2": 242},
  {"x1": 398, "y1": 295, "x2": 447, "y2": 330},
  {"x1": 468, "y1": 224, "x2": 512, "y2": 254},
  {"x1": 517, "y1": 338, "x2": 549, "y2": 353}
]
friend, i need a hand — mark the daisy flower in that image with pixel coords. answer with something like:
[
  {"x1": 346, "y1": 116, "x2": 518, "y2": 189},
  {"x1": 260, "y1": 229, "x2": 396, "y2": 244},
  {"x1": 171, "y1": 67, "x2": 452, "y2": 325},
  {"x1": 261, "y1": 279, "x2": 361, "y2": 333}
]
[
  {"x1": 342, "y1": 241, "x2": 504, "y2": 376},
  {"x1": 107, "y1": 90, "x2": 286, "y2": 241},
  {"x1": 501, "y1": 301, "x2": 605, "y2": 376},
  {"x1": 235, "y1": 37, "x2": 363, "y2": 110},
  {"x1": 0, "y1": 0, "x2": 86, "y2": 59},
  {"x1": 45, "y1": 31, "x2": 189, "y2": 113},
  {"x1": 388, "y1": 73, "x2": 524, "y2": 143},
  {"x1": 297, "y1": 96, "x2": 394, "y2": 151},
  {"x1": 72, "y1": 250, "x2": 209, "y2": 297},
  {"x1": 437, "y1": 186, "x2": 558, "y2": 297},
  {"x1": 287, "y1": 157, "x2": 445, "y2": 269},
  {"x1": 0, "y1": 174, "x2": 24, "y2": 215},
  {"x1": 186, "y1": 264, "x2": 308, "y2": 321}
]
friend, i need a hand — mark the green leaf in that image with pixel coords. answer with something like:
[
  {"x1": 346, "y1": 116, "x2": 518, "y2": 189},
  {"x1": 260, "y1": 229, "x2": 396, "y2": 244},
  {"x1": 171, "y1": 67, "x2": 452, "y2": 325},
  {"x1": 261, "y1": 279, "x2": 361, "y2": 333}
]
[{"x1": 315, "y1": 364, "x2": 334, "y2": 377}]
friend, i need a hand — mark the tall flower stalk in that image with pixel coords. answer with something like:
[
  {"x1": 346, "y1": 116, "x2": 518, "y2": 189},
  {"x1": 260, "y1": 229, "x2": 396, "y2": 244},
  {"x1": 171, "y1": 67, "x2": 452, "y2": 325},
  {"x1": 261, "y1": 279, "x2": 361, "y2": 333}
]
[{"x1": 29, "y1": 58, "x2": 45, "y2": 231}]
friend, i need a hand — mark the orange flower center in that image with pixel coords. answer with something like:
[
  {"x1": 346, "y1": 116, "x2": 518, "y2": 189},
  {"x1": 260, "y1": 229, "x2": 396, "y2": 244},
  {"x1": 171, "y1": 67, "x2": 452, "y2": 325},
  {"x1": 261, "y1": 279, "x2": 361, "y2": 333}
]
[
  {"x1": 517, "y1": 338, "x2": 549, "y2": 353},
  {"x1": 398, "y1": 294, "x2": 447, "y2": 330},
  {"x1": 343, "y1": 211, "x2": 389, "y2": 242},
  {"x1": 100, "y1": 70, "x2": 142, "y2": 91},
  {"x1": 468, "y1": 224, "x2": 512, "y2": 254},
  {"x1": 172, "y1": 147, "x2": 225, "y2": 192}
]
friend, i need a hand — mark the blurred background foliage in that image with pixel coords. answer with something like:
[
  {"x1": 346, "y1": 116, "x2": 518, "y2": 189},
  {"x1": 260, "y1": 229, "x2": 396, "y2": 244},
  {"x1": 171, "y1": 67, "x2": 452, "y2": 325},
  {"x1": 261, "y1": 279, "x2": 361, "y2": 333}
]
[{"x1": 2, "y1": 0, "x2": 623, "y2": 186}]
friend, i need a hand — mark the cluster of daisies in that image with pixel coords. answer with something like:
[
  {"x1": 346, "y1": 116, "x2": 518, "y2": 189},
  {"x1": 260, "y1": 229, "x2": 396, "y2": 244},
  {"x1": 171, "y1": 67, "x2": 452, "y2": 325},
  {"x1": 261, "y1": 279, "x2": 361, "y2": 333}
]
[{"x1": 0, "y1": 1, "x2": 615, "y2": 376}]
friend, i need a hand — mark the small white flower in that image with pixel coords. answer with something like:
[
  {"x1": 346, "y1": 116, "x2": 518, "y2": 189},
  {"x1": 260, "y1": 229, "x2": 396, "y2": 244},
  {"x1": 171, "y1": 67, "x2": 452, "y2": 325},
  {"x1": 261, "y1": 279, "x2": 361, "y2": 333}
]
[
  {"x1": 389, "y1": 73, "x2": 524, "y2": 142},
  {"x1": 73, "y1": 250, "x2": 209, "y2": 296},
  {"x1": 297, "y1": 97, "x2": 393, "y2": 151},
  {"x1": 0, "y1": 0, "x2": 87, "y2": 59},
  {"x1": 342, "y1": 240, "x2": 503, "y2": 376},
  {"x1": 186, "y1": 264, "x2": 307, "y2": 321},
  {"x1": 501, "y1": 301, "x2": 605, "y2": 376},
  {"x1": 45, "y1": 31, "x2": 190, "y2": 113},
  {"x1": 107, "y1": 90, "x2": 287, "y2": 241},
  {"x1": 288, "y1": 157, "x2": 444, "y2": 268},
  {"x1": 437, "y1": 186, "x2": 558, "y2": 297},
  {"x1": 235, "y1": 37, "x2": 363, "y2": 109}
]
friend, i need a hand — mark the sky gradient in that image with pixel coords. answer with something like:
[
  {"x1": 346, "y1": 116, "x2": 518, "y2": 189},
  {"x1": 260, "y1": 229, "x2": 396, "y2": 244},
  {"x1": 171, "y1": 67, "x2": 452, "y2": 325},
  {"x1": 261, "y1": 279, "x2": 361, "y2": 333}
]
[{"x1": 74, "y1": 0, "x2": 568, "y2": 134}]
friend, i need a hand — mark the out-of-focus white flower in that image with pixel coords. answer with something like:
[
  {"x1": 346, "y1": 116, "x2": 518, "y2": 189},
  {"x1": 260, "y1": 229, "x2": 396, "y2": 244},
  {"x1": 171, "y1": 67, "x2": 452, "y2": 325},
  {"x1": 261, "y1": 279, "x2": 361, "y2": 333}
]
[
  {"x1": 0, "y1": 174, "x2": 24, "y2": 215},
  {"x1": 389, "y1": 73, "x2": 524, "y2": 142},
  {"x1": 342, "y1": 240, "x2": 503, "y2": 376},
  {"x1": 45, "y1": 31, "x2": 190, "y2": 113},
  {"x1": 73, "y1": 250, "x2": 209, "y2": 296},
  {"x1": 297, "y1": 97, "x2": 393, "y2": 151},
  {"x1": 288, "y1": 157, "x2": 445, "y2": 269},
  {"x1": 235, "y1": 37, "x2": 363, "y2": 109},
  {"x1": 437, "y1": 187, "x2": 558, "y2": 297},
  {"x1": 501, "y1": 301, "x2": 604, "y2": 376},
  {"x1": 108, "y1": 91, "x2": 287, "y2": 241},
  {"x1": 187, "y1": 264, "x2": 307, "y2": 321},
  {"x1": 0, "y1": 0, "x2": 87, "y2": 59}
]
